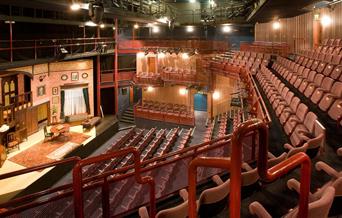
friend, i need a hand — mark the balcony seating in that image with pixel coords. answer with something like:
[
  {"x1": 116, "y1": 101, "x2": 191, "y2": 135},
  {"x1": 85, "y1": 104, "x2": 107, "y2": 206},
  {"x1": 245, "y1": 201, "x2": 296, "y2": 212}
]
[
  {"x1": 249, "y1": 186, "x2": 335, "y2": 218},
  {"x1": 135, "y1": 101, "x2": 194, "y2": 126}
]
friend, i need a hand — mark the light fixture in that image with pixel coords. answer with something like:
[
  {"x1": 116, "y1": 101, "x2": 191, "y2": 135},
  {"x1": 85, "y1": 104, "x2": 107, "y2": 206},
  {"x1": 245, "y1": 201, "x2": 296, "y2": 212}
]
[
  {"x1": 157, "y1": 17, "x2": 169, "y2": 24},
  {"x1": 272, "y1": 21, "x2": 281, "y2": 30},
  {"x1": 70, "y1": 2, "x2": 81, "y2": 11},
  {"x1": 112, "y1": 26, "x2": 116, "y2": 30},
  {"x1": 100, "y1": 23, "x2": 105, "y2": 28},
  {"x1": 213, "y1": 91, "x2": 220, "y2": 100},
  {"x1": 182, "y1": 53, "x2": 189, "y2": 59},
  {"x1": 158, "y1": 53, "x2": 165, "y2": 58},
  {"x1": 152, "y1": 26, "x2": 160, "y2": 33},
  {"x1": 222, "y1": 25, "x2": 231, "y2": 33},
  {"x1": 147, "y1": 86, "x2": 154, "y2": 92},
  {"x1": 186, "y1": 26, "x2": 194, "y2": 33},
  {"x1": 85, "y1": 21, "x2": 97, "y2": 27},
  {"x1": 179, "y1": 88, "x2": 188, "y2": 95},
  {"x1": 321, "y1": 15, "x2": 332, "y2": 27},
  {"x1": 209, "y1": 0, "x2": 216, "y2": 7},
  {"x1": 134, "y1": 23, "x2": 139, "y2": 29},
  {"x1": 189, "y1": 0, "x2": 196, "y2": 3},
  {"x1": 137, "y1": 52, "x2": 145, "y2": 58}
]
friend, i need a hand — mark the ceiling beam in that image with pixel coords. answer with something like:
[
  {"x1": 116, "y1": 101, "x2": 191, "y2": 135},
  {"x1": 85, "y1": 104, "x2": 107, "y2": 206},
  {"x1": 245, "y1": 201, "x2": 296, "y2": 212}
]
[{"x1": 246, "y1": 0, "x2": 269, "y2": 22}]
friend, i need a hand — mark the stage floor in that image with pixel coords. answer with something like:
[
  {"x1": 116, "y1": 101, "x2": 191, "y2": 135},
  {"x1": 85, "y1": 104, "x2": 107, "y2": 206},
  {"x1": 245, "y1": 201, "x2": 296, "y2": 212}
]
[{"x1": 0, "y1": 125, "x2": 96, "y2": 200}]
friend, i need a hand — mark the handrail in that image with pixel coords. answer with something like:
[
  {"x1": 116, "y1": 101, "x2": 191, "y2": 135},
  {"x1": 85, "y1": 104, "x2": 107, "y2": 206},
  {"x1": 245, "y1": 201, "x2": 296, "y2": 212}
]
[
  {"x1": 230, "y1": 119, "x2": 311, "y2": 218},
  {"x1": 72, "y1": 147, "x2": 156, "y2": 218},
  {"x1": 0, "y1": 157, "x2": 80, "y2": 216},
  {"x1": 188, "y1": 157, "x2": 231, "y2": 218}
]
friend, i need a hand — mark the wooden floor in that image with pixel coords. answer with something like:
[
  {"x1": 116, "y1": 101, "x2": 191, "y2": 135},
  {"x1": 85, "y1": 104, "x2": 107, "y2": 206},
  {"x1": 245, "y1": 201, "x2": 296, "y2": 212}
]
[{"x1": 0, "y1": 125, "x2": 96, "y2": 202}]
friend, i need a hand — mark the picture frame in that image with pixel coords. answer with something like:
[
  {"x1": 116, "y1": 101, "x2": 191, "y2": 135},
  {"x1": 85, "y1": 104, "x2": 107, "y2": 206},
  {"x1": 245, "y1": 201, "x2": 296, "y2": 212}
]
[
  {"x1": 82, "y1": 73, "x2": 88, "y2": 79},
  {"x1": 52, "y1": 87, "x2": 58, "y2": 95},
  {"x1": 71, "y1": 72, "x2": 79, "y2": 81},
  {"x1": 52, "y1": 96, "x2": 59, "y2": 104},
  {"x1": 61, "y1": 74, "x2": 68, "y2": 81},
  {"x1": 37, "y1": 85, "x2": 46, "y2": 97}
]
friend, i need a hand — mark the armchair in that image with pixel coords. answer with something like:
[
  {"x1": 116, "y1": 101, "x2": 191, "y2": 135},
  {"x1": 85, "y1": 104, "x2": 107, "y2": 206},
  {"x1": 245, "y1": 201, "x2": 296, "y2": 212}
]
[{"x1": 7, "y1": 132, "x2": 20, "y2": 153}]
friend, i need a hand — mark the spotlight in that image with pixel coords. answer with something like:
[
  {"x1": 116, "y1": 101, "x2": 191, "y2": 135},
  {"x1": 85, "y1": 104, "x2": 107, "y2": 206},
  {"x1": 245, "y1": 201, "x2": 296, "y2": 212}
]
[
  {"x1": 213, "y1": 91, "x2": 220, "y2": 100},
  {"x1": 321, "y1": 15, "x2": 332, "y2": 27},
  {"x1": 137, "y1": 52, "x2": 145, "y2": 58},
  {"x1": 112, "y1": 26, "x2": 116, "y2": 30},
  {"x1": 147, "y1": 86, "x2": 154, "y2": 92},
  {"x1": 272, "y1": 21, "x2": 281, "y2": 30},
  {"x1": 222, "y1": 25, "x2": 231, "y2": 33},
  {"x1": 182, "y1": 53, "x2": 189, "y2": 59},
  {"x1": 186, "y1": 26, "x2": 194, "y2": 33},
  {"x1": 179, "y1": 88, "x2": 188, "y2": 95},
  {"x1": 85, "y1": 21, "x2": 97, "y2": 27},
  {"x1": 152, "y1": 26, "x2": 160, "y2": 33},
  {"x1": 134, "y1": 24, "x2": 139, "y2": 29},
  {"x1": 70, "y1": 3, "x2": 81, "y2": 11},
  {"x1": 189, "y1": 0, "x2": 196, "y2": 3},
  {"x1": 88, "y1": 0, "x2": 104, "y2": 24},
  {"x1": 100, "y1": 23, "x2": 105, "y2": 28}
]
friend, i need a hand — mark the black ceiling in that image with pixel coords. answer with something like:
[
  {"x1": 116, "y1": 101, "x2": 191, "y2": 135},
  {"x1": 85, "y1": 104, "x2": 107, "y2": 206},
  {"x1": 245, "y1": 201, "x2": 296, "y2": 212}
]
[{"x1": 249, "y1": 0, "x2": 321, "y2": 23}]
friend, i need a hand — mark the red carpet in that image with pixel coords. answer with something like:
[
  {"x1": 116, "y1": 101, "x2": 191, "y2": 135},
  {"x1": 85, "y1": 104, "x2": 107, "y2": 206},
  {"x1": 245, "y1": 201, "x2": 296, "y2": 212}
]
[{"x1": 9, "y1": 132, "x2": 89, "y2": 169}]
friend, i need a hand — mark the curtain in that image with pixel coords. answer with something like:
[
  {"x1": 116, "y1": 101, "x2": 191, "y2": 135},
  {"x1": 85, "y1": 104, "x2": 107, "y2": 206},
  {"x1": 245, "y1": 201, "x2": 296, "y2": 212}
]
[
  {"x1": 63, "y1": 88, "x2": 87, "y2": 116},
  {"x1": 82, "y1": 88, "x2": 90, "y2": 114},
  {"x1": 60, "y1": 90, "x2": 65, "y2": 118}
]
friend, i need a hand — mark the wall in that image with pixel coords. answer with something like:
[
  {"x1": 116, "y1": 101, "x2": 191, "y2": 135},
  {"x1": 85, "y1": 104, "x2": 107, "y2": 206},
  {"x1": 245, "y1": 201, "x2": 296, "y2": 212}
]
[
  {"x1": 254, "y1": 1, "x2": 342, "y2": 53},
  {"x1": 8, "y1": 59, "x2": 94, "y2": 122},
  {"x1": 142, "y1": 85, "x2": 193, "y2": 108}
]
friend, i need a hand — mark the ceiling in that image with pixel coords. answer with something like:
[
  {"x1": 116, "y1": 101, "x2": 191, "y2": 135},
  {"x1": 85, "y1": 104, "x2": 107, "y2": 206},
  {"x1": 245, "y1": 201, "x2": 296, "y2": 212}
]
[{"x1": 0, "y1": 0, "x2": 327, "y2": 25}]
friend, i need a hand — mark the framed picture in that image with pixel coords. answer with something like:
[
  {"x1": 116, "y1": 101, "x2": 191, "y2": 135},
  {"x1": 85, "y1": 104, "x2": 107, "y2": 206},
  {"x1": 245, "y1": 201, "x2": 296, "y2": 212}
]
[
  {"x1": 61, "y1": 74, "x2": 68, "y2": 81},
  {"x1": 37, "y1": 85, "x2": 46, "y2": 97},
  {"x1": 82, "y1": 73, "x2": 88, "y2": 79},
  {"x1": 71, "y1": 72, "x2": 79, "y2": 81},
  {"x1": 52, "y1": 96, "x2": 59, "y2": 104},
  {"x1": 52, "y1": 87, "x2": 58, "y2": 95}
]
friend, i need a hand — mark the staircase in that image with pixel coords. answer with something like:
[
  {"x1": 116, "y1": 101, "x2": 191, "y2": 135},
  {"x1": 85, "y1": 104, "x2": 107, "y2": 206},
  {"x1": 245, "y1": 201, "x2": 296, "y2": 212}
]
[{"x1": 120, "y1": 106, "x2": 135, "y2": 124}]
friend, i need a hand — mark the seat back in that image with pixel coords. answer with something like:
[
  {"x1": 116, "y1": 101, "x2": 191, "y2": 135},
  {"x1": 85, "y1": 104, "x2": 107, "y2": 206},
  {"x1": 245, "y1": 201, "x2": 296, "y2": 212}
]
[
  {"x1": 290, "y1": 97, "x2": 301, "y2": 111},
  {"x1": 331, "y1": 81, "x2": 342, "y2": 96},
  {"x1": 296, "y1": 104, "x2": 309, "y2": 121},
  {"x1": 284, "y1": 186, "x2": 335, "y2": 218},
  {"x1": 304, "y1": 112, "x2": 318, "y2": 133},
  {"x1": 330, "y1": 65, "x2": 342, "y2": 80}
]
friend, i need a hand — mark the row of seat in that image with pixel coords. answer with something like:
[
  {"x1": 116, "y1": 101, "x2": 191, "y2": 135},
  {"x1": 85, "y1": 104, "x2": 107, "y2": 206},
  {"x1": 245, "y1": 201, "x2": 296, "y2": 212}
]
[
  {"x1": 322, "y1": 38, "x2": 342, "y2": 46},
  {"x1": 217, "y1": 112, "x2": 229, "y2": 137},
  {"x1": 135, "y1": 101, "x2": 195, "y2": 126},
  {"x1": 273, "y1": 57, "x2": 342, "y2": 126},
  {"x1": 250, "y1": 161, "x2": 341, "y2": 218},
  {"x1": 256, "y1": 65, "x2": 325, "y2": 151},
  {"x1": 240, "y1": 41, "x2": 289, "y2": 56},
  {"x1": 204, "y1": 118, "x2": 215, "y2": 142}
]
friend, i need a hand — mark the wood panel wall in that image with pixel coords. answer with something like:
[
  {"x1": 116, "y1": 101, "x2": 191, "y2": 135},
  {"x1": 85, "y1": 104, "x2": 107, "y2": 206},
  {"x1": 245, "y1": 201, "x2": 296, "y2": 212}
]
[{"x1": 254, "y1": 2, "x2": 342, "y2": 53}]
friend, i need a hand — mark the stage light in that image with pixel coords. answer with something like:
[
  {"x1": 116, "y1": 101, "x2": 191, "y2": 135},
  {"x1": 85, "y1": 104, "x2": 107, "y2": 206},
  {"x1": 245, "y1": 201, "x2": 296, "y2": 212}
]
[
  {"x1": 100, "y1": 23, "x2": 105, "y2": 28},
  {"x1": 189, "y1": 0, "x2": 196, "y2": 3},
  {"x1": 186, "y1": 26, "x2": 194, "y2": 33},
  {"x1": 222, "y1": 25, "x2": 231, "y2": 33},
  {"x1": 272, "y1": 21, "x2": 281, "y2": 30},
  {"x1": 157, "y1": 17, "x2": 169, "y2": 24},
  {"x1": 147, "y1": 86, "x2": 154, "y2": 92},
  {"x1": 134, "y1": 24, "x2": 139, "y2": 29},
  {"x1": 152, "y1": 26, "x2": 160, "y2": 33},
  {"x1": 182, "y1": 53, "x2": 189, "y2": 59},
  {"x1": 112, "y1": 26, "x2": 116, "y2": 30},
  {"x1": 158, "y1": 53, "x2": 165, "y2": 58},
  {"x1": 85, "y1": 21, "x2": 97, "y2": 27},
  {"x1": 213, "y1": 91, "x2": 220, "y2": 100},
  {"x1": 179, "y1": 88, "x2": 188, "y2": 95},
  {"x1": 137, "y1": 52, "x2": 145, "y2": 58},
  {"x1": 321, "y1": 15, "x2": 332, "y2": 27},
  {"x1": 70, "y1": 3, "x2": 81, "y2": 11}
]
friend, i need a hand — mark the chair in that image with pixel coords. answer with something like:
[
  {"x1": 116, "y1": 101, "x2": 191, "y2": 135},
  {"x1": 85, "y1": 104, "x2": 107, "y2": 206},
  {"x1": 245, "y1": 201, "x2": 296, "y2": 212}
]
[
  {"x1": 44, "y1": 126, "x2": 54, "y2": 141},
  {"x1": 7, "y1": 132, "x2": 20, "y2": 153},
  {"x1": 249, "y1": 186, "x2": 335, "y2": 218}
]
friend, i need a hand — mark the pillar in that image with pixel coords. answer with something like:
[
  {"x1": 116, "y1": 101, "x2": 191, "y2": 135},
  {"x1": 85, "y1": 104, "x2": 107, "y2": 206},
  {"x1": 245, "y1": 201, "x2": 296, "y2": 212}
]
[{"x1": 313, "y1": 15, "x2": 322, "y2": 48}]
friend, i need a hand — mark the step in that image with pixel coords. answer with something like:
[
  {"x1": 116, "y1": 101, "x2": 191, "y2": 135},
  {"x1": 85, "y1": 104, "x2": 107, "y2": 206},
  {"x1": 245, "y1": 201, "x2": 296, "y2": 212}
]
[
  {"x1": 122, "y1": 114, "x2": 134, "y2": 119},
  {"x1": 120, "y1": 119, "x2": 135, "y2": 124}
]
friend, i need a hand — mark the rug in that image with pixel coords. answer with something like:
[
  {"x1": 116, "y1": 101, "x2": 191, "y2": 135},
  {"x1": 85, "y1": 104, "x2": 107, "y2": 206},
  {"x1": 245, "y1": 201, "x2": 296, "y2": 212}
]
[{"x1": 9, "y1": 132, "x2": 89, "y2": 169}]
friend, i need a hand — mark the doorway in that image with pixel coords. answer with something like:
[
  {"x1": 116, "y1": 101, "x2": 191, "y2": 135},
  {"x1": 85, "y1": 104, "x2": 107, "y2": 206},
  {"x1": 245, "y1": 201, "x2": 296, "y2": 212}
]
[
  {"x1": 100, "y1": 88, "x2": 115, "y2": 115},
  {"x1": 194, "y1": 93, "x2": 207, "y2": 111}
]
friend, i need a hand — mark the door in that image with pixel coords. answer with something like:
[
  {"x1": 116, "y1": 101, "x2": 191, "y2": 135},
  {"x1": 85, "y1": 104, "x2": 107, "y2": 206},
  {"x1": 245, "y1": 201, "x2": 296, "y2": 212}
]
[
  {"x1": 194, "y1": 93, "x2": 207, "y2": 111},
  {"x1": 147, "y1": 57, "x2": 156, "y2": 73}
]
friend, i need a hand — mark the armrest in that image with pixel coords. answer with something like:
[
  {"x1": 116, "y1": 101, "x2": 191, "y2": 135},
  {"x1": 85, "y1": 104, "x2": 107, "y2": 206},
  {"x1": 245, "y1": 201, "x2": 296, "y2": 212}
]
[
  {"x1": 242, "y1": 162, "x2": 253, "y2": 171},
  {"x1": 179, "y1": 189, "x2": 189, "y2": 201},
  {"x1": 284, "y1": 143, "x2": 294, "y2": 150},
  {"x1": 315, "y1": 161, "x2": 339, "y2": 178},
  {"x1": 138, "y1": 207, "x2": 150, "y2": 218},
  {"x1": 249, "y1": 202, "x2": 272, "y2": 218},
  {"x1": 325, "y1": 93, "x2": 339, "y2": 100},
  {"x1": 288, "y1": 117, "x2": 300, "y2": 123},
  {"x1": 212, "y1": 175, "x2": 224, "y2": 186},
  {"x1": 287, "y1": 178, "x2": 301, "y2": 193}
]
